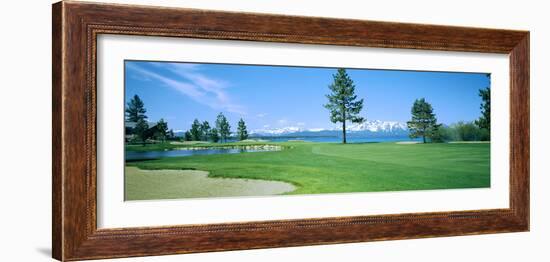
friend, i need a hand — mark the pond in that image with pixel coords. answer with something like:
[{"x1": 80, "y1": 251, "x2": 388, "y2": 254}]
[{"x1": 126, "y1": 145, "x2": 282, "y2": 161}]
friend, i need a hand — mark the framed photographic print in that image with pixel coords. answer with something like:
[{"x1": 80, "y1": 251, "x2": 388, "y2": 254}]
[{"x1": 52, "y1": 1, "x2": 529, "y2": 261}]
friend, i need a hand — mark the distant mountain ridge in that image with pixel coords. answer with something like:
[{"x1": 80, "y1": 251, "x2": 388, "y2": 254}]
[
  {"x1": 250, "y1": 120, "x2": 409, "y2": 137},
  {"x1": 347, "y1": 120, "x2": 408, "y2": 132}
]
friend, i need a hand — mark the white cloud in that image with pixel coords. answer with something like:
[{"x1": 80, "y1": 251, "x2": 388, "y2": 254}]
[
  {"x1": 296, "y1": 122, "x2": 306, "y2": 126},
  {"x1": 277, "y1": 119, "x2": 289, "y2": 125},
  {"x1": 149, "y1": 62, "x2": 200, "y2": 71},
  {"x1": 127, "y1": 62, "x2": 245, "y2": 115},
  {"x1": 256, "y1": 113, "x2": 268, "y2": 118}
]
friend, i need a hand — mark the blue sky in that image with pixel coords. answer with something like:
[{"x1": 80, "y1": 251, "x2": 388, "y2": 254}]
[{"x1": 125, "y1": 60, "x2": 490, "y2": 131}]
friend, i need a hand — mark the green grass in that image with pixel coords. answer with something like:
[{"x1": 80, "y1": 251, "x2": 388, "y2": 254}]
[{"x1": 126, "y1": 142, "x2": 490, "y2": 196}]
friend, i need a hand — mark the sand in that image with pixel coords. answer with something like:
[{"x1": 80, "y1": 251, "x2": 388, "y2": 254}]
[{"x1": 125, "y1": 166, "x2": 296, "y2": 200}]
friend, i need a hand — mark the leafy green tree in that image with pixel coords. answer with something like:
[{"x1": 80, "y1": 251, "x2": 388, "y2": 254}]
[
  {"x1": 200, "y1": 121, "x2": 211, "y2": 141},
  {"x1": 407, "y1": 98, "x2": 440, "y2": 143},
  {"x1": 190, "y1": 119, "x2": 202, "y2": 141},
  {"x1": 216, "y1": 113, "x2": 231, "y2": 143},
  {"x1": 167, "y1": 129, "x2": 175, "y2": 140},
  {"x1": 134, "y1": 119, "x2": 149, "y2": 145},
  {"x1": 154, "y1": 118, "x2": 168, "y2": 141},
  {"x1": 435, "y1": 122, "x2": 490, "y2": 142},
  {"x1": 184, "y1": 131, "x2": 192, "y2": 141},
  {"x1": 456, "y1": 121, "x2": 479, "y2": 141},
  {"x1": 429, "y1": 123, "x2": 444, "y2": 143},
  {"x1": 454, "y1": 121, "x2": 490, "y2": 141},
  {"x1": 125, "y1": 94, "x2": 147, "y2": 122},
  {"x1": 237, "y1": 118, "x2": 249, "y2": 141},
  {"x1": 475, "y1": 74, "x2": 491, "y2": 138},
  {"x1": 434, "y1": 125, "x2": 455, "y2": 142},
  {"x1": 323, "y1": 69, "x2": 365, "y2": 144},
  {"x1": 210, "y1": 128, "x2": 220, "y2": 143}
]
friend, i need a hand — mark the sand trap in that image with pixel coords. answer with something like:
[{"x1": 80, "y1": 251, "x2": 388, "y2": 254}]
[{"x1": 125, "y1": 166, "x2": 296, "y2": 200}]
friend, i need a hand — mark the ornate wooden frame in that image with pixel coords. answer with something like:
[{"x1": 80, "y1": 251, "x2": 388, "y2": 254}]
[{"x1": 52, "y1": 1, "x2": 530, "y2": 261}]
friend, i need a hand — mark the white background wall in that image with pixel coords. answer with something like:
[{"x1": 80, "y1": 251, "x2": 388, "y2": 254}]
[{"x1": 0, "y1": 0, "x2": 547, "y2": 261}]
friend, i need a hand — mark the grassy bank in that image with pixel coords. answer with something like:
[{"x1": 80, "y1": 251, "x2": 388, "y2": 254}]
[{"x1": 126, "y1": 142, "x2": 490, "y2": 198}]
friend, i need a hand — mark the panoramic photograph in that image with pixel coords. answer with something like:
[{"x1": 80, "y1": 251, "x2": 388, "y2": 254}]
[{"x1": 124, "y1": 60, "x2": 491, "y2": 201}]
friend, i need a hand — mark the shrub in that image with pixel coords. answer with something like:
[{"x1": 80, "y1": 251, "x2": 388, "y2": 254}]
[{"x1": 433, "y1": 121, "x2": 490, "y2": 142}]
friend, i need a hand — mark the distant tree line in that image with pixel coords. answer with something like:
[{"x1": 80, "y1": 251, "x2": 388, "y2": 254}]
[
  {"x1": 125, "y1": 95, "x2": 176, "y2": 145},
  {"x1": 184, "y1": 113, "x2": 249, "y2": 143},
  {"x1": 406, "y1": 97, "x2": 490, "y2": 143},
  {"x1": 126, "y1": 94, "x2": 250, "y2": 144},
  {"x1": 437, "y1": 121, "x2": 490, "y2": 142},
  {"x1": 405, "y1": 74, "x2": 491, "y2": 143}
]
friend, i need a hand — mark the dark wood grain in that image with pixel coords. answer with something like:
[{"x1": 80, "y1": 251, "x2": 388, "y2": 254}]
[
  {"x1": 52, "y1": 1, "x2": 530, "y2": 261},
  {"x1": 52, "y1": 2, "x2": 63, "y2": 259},
  {"x1": 509, "y1": 35, "x2": 530, "y2": 226}
]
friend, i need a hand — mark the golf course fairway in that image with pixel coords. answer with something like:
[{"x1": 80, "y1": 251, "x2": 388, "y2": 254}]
[{"x1": 125, "y1": 141, "x2": 490, "y2": 200}]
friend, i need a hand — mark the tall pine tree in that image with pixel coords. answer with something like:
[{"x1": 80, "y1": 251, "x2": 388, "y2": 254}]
[
  {"x1": 237, "y1": 118, "x2": 249, "y2": 141},
  {"x1": 184, "y1": 131, "x2": 192, "y2": 141},
  {"x1": 134, "y1": 119, "x2": 149, "y2": 145},
  {"x1": 126, "y1": 95, "x2": 149, "y2": 144},
  {"x1": 167, "y1": 129, "x2": 175, "y2": 140},
  {"x1": 190, "y1": 119, "x2": 202, "y2": 141},
  {"x1": 216, "y1": 113, "x2": 231, "y2": 143},
  {"x1": 200, "y1": 121, "x2": 211, "y2": 141},
  {"x1": 324, "y1": 69, "x2": 365, "y2": 144},
  {"x1": 154, "y1": 118, "x2": 168, "y2": 141},
  {"x1": 407, "y1": 98, "x2": 440, "y2": 143},
  {"x1": 125, "y1": 94, "x2": 147, "y2": 122},
  {"x1": 210, "y1": 128, "x2": 220, "y2": 143}
]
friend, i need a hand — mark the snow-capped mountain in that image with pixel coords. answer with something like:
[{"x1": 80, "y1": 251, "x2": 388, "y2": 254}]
[
  {"x1": 251, "y1": 126, "x2": 304, "y2": 136},
  {"x1": 250, "y1": 120, "x2": 408, "y2": 136},
  {"x1": 347, "y1": 120, "x2": 408, "y2": 132}
]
